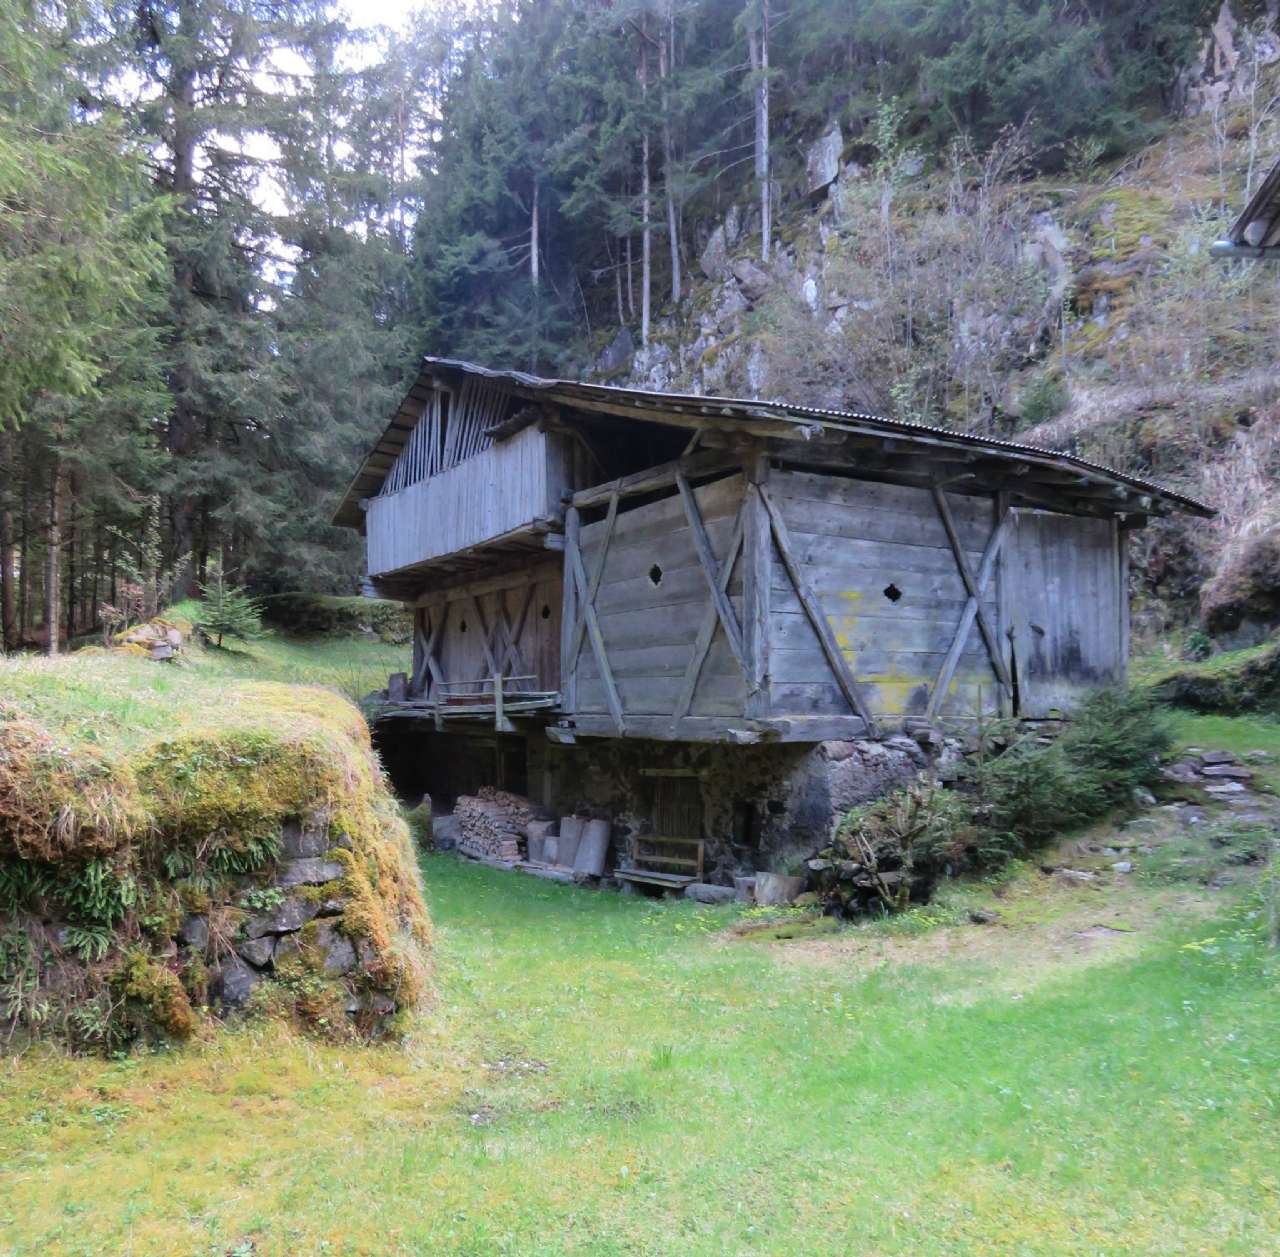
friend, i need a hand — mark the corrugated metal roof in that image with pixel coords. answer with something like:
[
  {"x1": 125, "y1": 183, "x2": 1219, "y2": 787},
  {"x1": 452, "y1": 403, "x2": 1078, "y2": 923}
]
[
  {"x1": 1211, "y1": 155, "x2": 1280, "y2": 259},
  {"x1": 333, "y1": 356, "x2": 1213, "y2": 527}
]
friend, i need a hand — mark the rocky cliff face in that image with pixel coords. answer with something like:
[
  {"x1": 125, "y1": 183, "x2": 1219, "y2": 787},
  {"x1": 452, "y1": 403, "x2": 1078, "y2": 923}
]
[{"x1": 586, "y1": 2, "x2": 1280, "y2": 644}]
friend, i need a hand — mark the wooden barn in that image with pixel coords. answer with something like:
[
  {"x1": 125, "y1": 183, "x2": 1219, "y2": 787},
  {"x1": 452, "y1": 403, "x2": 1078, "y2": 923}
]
[{"x1": 335, "y1": 358, "x2": 1208, "y2": 879}]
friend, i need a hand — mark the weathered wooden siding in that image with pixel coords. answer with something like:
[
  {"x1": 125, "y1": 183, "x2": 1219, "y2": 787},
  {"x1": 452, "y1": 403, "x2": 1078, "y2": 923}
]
[
  {"x1": 412, "y1": 562, "x2": 563, "y2": 696},
  {"x1": 573, "y1": 475, "x2": 747, "y2": 718},
  {"x1": 765, "y1": 471, "x2": 1003, "y2": 719},
  {"x1": 560, "y1": 465, "x2": 1126, "y2": 736},
  {"x1": 367, "y1": 425, "x2": 567, "y2": 577},
  {"x1": 1002, "y1": 510, "x2": 1123, "y2": 716}
]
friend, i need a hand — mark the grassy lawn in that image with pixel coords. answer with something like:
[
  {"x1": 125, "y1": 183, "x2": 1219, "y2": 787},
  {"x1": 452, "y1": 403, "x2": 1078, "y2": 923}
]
[
  {"x1": 4, "y1": 629, "x2": 1279, "y2": 1254},
  {"x1": 3, "y1": 848, "x2": 1278, "y2": 1255}
]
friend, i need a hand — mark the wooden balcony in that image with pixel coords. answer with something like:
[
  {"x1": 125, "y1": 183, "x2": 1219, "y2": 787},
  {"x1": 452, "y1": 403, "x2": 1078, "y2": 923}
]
[{"x1": 365, "y1": 425, "x2": 569, "y2": 580}]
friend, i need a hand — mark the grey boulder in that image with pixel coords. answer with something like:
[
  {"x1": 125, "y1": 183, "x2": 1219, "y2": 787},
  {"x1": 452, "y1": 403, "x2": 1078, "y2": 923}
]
[{"x1": 244, "y1": 896, "x2": 318, "y2": 939}]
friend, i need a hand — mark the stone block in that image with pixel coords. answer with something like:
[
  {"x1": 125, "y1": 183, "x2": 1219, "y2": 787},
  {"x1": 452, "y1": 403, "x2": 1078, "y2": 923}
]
[
  {"x1": 237, "y1": 935, "x2": 275, "y2": 968},
  {"x1": 276, "y1": 857, "x2": 345, "y2": 888},
  {"x1": 244, "y1": 896, "x2": 318, "y2": 939},
  {"x1": 178, "y1": 914, "x2": 209, "y2": 950},
  {"x1": 211, "y1": 956, "x2": 258, "y2": 1010},
  {"x1": 281, "y1": 819, "x2": 330, "y2": 859},
  {"x1": 684, "y1": 882, "x2": 736, "y2": 904}
]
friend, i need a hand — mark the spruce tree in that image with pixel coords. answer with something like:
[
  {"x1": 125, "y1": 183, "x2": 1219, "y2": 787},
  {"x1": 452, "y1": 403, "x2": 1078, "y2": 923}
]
[{"x1": 193, "y1": 564, "x2": 263, "y2": 648}]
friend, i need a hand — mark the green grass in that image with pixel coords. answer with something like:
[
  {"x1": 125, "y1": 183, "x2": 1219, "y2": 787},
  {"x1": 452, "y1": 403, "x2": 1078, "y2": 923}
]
[
  {"x1": 3, "y1": 634, "x2": 1279, "y2": 1252},
  {"x1": 2, "y1": 852, "x2": 1278, "y2": 1255},
  {"x1": 0, "y1": 621, "x2": 405, "y2": 751}
]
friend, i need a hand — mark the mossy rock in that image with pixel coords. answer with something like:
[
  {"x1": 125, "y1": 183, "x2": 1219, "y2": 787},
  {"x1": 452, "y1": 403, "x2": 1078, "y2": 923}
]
[{"x1": 1151, "y1": 641, "x2": 1280, "y2": 714}]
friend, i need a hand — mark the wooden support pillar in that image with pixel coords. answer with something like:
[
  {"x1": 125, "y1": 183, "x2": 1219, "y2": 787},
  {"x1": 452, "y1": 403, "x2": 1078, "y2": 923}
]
[
  {"x1": 742, "y1": 451, "x2": 771, "y2": 719},
  {"x1": 560, "y1": 507, "x2": 580, "y2": 710}
]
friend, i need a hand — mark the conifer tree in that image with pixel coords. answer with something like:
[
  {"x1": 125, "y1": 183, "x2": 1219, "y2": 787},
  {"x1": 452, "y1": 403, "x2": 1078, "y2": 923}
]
[{"x1": 193, "y1": 563, "x2": 263, "y2": 648}]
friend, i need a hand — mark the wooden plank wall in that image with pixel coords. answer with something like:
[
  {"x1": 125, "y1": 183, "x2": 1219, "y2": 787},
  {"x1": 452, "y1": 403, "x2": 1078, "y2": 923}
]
[
  {"x1": 417, "y1": 561, "x2": 563, "y2": 694},
  {"x1": 766, "y1": 470, "x2": 1002, "y2": 719},
  {"x1": 1002, "y1": 510, "x2": 1123, "y2": 716},
  {"x1": 367, "y1": 426, "x2": 567, "y2": 577},
  {"x1": 573, "y1": 475, "x2": 748, "y2": 718}
]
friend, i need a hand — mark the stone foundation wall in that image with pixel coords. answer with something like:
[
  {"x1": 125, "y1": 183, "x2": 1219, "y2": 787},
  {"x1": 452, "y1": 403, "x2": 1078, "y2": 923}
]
[{"x1": 536, "y1": 732, "x2": 956, "y2": 880}]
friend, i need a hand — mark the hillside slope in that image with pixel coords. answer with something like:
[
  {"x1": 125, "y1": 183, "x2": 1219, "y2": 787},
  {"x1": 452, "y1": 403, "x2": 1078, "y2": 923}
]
[{"x1": 589, "y1": 9, "x2": 1280, "y2": 644}]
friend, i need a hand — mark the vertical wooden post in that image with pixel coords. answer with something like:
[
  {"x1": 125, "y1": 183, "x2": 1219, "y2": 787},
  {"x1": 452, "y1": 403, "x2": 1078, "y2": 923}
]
[
  {"x1": 994, "y1": 492, "x2": 1012, "y2": 718},
  {"x1": 411, "y1": 607, "x2": 427, "y2": 697},
  {"x1": 1116, "y1": 518, "x2": 1130, "y2": 686},
  {"x1": 560, "y1": 506, "x2": 580, "y2": 711},
  {"x1": 742, "y1": 452, "x2": 771, "y2": 720}
]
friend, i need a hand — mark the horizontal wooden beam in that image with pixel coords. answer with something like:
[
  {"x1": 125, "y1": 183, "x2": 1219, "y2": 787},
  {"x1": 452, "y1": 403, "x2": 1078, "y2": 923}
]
[
  {"x1": 550, "y1": 392, "x2": 822, "y2": 442},
  {"x1": 570, "y1": 449, "x2": 738, "y2": 510}
]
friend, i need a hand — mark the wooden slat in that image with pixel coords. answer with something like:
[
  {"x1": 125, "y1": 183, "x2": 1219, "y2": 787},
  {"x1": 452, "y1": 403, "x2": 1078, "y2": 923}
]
[{"x1": 759, "y1": 484, "x2": 880, "y2": 736}]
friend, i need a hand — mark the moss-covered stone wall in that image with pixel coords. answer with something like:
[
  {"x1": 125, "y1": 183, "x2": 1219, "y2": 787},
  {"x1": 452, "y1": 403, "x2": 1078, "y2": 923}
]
[{"x1": 1, "y1": 674, "x2": 430, "y2": 1053}]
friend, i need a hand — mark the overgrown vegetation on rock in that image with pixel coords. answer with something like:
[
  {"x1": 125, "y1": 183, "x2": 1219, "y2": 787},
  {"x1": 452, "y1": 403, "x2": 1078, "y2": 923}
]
[
  {"x1": 0, "y1": 653, "x2": 430, "y2": 1052},
  {"x1": 814, "y1": 689, "x2": 1173, "y2": 916}
]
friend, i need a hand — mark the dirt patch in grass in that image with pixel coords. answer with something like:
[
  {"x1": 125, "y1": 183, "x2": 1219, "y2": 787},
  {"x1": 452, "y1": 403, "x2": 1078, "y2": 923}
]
[{"x1": 767, "y1": 802, "x2": 1250, "y2": 1002}]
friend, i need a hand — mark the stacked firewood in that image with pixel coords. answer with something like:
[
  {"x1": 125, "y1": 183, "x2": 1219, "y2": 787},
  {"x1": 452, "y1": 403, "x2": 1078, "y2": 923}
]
[{"x1": 454, "y1": 787, "x2": 544, "y2": 862}]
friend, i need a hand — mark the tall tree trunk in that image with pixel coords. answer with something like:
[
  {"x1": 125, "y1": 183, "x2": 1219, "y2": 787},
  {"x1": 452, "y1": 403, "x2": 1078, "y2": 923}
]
[
  {"x1": 530, "y1": 178, "x2": 540, "y2": 289},
  {"x1": 748, "y1": 2, "x2": 771, "y2": 263},
  {"x1": 614, "y1": 239, "x2": 625, "y2": 325},
  {"x1": 45, "y1": 459, "x2": 61, "y2": 657},
  {"x1": 661, "y1": 6, "x2": 681, "y2": 306},
  {"x1": 19, "y1": 466, "x2": 30, "y2": 640},
  {"x1": 65, "y1": 502, "x2": 76, "y2": 642},
  {"x1": 640, "y1": 32, "x2": 651, "y2": 348},
  {"x1": 626, "y1": 231, "x2": 635, "y2": 318},
  {"x1": 0, "y1": 431, "x2": 17, "y2": 652},
  {"x1": 167, "y1": 0, "x2": 202, "y2": 602}
]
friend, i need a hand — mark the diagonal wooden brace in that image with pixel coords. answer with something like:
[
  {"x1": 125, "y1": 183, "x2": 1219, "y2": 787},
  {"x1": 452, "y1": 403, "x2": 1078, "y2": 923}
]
[
  {"x1": 675, "y1": 470, "x2": 746, "y2": 669},
  {"x1": 668, "y1": 497, "x2": 747, "y2": 732},
  {"x1": 566, "y1": 490, "x2": 619, "y2": 678},
  {"x1": 564, "y1": 504, "x2": 625, "y2": 733},
  {"x1": 759, "y1": 485, "x2": 880, "y2": 737},
  {"x1": 926, "y1": 490, "x2": 1013, "y2": 720}
]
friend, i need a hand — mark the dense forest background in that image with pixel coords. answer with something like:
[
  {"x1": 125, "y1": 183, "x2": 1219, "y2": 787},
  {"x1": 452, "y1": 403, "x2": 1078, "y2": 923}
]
[{"x1": 1, "y1": 0, "x2": 1277, "y2": 652}]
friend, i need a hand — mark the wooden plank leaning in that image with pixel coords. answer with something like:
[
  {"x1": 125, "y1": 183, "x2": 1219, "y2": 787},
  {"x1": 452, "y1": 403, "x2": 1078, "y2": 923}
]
[
  {"x1": 668, "y1": 498, "x2": 747, "y2": 733},
  {"x1": 758, "y1": 484, "x2": 880, "y2": 736},
  {"x1": 925, "y1": 490, "x2": 1013, "y2": 720},
  {"x1": 563, "y1": 501, "x2": 626, "y2": 733}
]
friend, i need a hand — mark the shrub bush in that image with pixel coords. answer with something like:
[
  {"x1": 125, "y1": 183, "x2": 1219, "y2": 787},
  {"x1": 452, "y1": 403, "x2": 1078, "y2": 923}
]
[{"x1": 969, "y1": 687, "x2": 1171, "y2": 858}]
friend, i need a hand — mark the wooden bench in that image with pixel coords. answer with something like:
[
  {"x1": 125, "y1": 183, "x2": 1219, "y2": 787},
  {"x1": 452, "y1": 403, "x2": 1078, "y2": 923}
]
[{"x1": 615, "y1": 833, "x2": 705, "y2": 891}]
